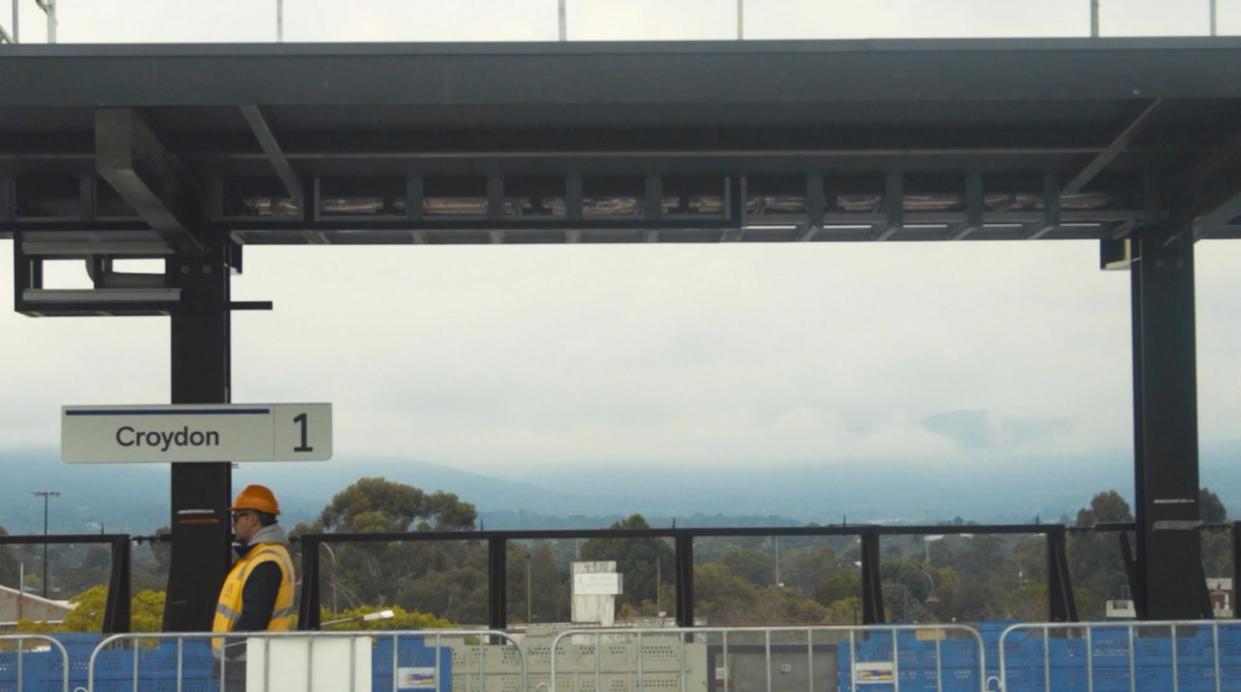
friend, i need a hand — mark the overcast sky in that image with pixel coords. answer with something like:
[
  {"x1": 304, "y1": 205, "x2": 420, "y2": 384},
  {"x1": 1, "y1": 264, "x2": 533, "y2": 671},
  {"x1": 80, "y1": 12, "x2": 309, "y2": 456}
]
[{"x1": 1, "y1": 1, "x2": 1239, "y2": 475}]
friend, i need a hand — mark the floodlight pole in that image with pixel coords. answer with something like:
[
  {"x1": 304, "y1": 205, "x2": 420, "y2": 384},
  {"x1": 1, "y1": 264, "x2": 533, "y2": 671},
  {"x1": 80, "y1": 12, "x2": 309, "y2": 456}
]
[
  {"x1": 1090, "y1": 0, "x2": 1100, "y2": 37},
  {"x1": 33, "y1": 491, "x2": 59, "y2": 597},
  {"x1": 737, "y1": 0, "x2": 744, "y2": 40},
  {"x1": 558, "y1": 0, "x2": 566, "y2": 41},
  {"x1": 276, "y1": 0, "x2": 283, "y2": 42}
]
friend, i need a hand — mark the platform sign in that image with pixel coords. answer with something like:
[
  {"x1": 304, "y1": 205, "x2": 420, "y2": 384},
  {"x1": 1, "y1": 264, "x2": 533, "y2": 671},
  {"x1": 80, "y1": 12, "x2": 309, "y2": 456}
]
[{"x1": 61, "y1": 403, "x2": 332, "y2": 463}]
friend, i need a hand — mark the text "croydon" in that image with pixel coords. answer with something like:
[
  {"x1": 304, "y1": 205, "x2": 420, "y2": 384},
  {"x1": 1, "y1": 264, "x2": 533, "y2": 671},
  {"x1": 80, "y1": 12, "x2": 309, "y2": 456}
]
[{"x1": 115, "y1": 426, "x2": 221, "y2": 451}]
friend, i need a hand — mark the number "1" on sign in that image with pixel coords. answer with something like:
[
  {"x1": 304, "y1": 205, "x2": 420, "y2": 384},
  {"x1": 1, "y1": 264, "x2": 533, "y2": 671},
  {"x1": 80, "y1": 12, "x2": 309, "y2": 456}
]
[{"x1": 293, "y1": 412, "x2": 314, "y2": 453}]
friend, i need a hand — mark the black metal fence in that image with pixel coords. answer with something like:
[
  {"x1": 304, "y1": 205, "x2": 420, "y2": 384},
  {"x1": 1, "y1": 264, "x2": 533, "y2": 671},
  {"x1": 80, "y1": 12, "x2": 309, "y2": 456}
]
[
  {"x1": 0, "y1": 533, "x2": 130, "y2": 632},
  {"x1": 3, "y1": 521, "x2": 1237, "y2": 633}
]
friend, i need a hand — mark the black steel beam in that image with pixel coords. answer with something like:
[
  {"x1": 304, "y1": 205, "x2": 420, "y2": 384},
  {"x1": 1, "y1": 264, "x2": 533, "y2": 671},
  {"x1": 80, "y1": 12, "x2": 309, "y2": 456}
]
[
  {"x1": 488, "y1": 538, "x2": 507, "y2": 630},
  {"x1": 1063, "y1": 99, "x2": 1162, "y2": 195},
  {"x1": 1193, "y1": 189, "x2": 1241, "y2": 240},
  {"x1": 7, "y1": 39, "x2": 1241, "y2": 108},
  {"x1": 1027, "y1": 173, "x2": 1061, "y2": 240},
  {"x1": 675, "y1": 534, "x2": 694, "y2": 628},
  {"x1": 800, "y1": 173, "x2": 823, "y2": 241},
  {"x1": 860, "y1": 531, "x2": 885, "y2": 624},
  {"x1": 162, "y1": 237, "x2": 233, "y2": 632},
  {"x1": 1046, "y1": 528, "x2": 1078, "y2": 622},
  {"x1": 95, "y1": 108, "x2": 203, "y2": 253},
  {"x1": 298, "y1": 534, "x2": 322, "y2": 630},
  {"x1": 1130, "y1": 224, "x2": 1205, "y2": 620},
  {"x1": 305, "y1": 523, "x2": 1065, "y2": 543},
  {"x1": 239, "y1": 105, "x2": 304, "y2": 203},
  {"x1": 873, "y1": 172, "x2": 903, "y2": 241},
  {"x1": 0, "y1": 176, "x2": 13, "y2": 226},
  {"x1": 0, "y1": 533, "x2": 132, "y2": 545},
  {"x1": 566, "y1": 176, "x2": 583, "y2": 222},
  {"x1": 948, "y1": 172, "x2": 983, "y2": 240}
]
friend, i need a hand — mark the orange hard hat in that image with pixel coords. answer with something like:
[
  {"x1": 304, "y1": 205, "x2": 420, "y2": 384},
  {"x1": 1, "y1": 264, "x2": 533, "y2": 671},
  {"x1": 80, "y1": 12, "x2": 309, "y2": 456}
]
[{"x1": 229, "y1": 484, "x2": 280, "y2": 515}]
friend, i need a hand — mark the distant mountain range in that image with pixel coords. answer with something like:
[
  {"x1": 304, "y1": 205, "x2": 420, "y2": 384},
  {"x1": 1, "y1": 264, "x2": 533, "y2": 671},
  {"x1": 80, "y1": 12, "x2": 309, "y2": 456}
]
[{"x1": 0, "y1": 440, "x2": 1237, "y2": 535}]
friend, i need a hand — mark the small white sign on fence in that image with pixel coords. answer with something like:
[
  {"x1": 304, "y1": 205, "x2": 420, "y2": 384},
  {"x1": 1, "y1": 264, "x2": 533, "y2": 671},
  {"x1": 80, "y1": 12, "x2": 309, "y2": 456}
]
[
  {"x1": 246, "y1": 635, "x2": 370, "y2": 691},
  {"x1": 397, "y1": 666, "x2": 437, "y2": 689},
  {"x1": 855, "y1": 660, "x2": 895, "y2": 684}
]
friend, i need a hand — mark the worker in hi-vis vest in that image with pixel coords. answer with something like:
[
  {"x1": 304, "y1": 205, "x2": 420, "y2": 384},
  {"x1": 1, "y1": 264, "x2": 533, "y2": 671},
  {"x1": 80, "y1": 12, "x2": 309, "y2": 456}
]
[{"x1": 211, "y1": 484, "x2": 296, "y2": 691}]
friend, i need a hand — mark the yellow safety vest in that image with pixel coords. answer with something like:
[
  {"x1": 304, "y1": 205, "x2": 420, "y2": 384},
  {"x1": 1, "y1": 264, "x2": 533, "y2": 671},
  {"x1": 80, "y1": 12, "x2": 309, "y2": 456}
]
[{"x1": 212, "y1": 542, "x2": 296, "y2": 653}]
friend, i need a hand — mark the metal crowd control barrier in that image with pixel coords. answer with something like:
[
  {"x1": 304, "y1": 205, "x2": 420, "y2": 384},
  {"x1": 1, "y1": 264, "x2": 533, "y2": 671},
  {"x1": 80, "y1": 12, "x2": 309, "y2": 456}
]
[
  {"x1": 997, "y1": 620, "x2": 1241, "y2": 691},
  {"x1": 0, "y1": 634, "x2": 71, "y2": 692},
  {"x1": 86, "y1": 629, "x2": 525, "y2": 692},
  {"x1": 548, "y1": 624, "x2": 987, "y2": 692}
]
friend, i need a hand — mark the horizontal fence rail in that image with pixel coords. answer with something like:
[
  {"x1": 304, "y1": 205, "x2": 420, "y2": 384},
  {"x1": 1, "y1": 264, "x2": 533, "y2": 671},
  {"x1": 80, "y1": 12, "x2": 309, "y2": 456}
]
[
  {"x1": 997, "y1": 620, "x2": 1241, "y2": 692},
  {"x1": 0, "y1": 634, "x2": 71, "y2": 692},
  {"x1": 86, "y1": 629, "x2": 524, "y2": 692},
  {"x1": 548, "y1": 624, "x2": 987, "y2": 692}
]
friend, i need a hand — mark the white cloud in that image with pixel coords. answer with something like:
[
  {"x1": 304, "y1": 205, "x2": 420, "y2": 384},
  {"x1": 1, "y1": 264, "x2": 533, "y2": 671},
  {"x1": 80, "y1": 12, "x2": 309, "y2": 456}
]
[{"x1": 6, "y1": 238, "x2": 1239, "y2": 471}]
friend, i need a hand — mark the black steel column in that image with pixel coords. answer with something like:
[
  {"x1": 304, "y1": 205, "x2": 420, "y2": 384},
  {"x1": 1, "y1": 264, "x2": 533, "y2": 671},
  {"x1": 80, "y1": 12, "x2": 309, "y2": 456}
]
[
  {"x1": 1130, "y1": 226, "x2": 1204, "y2": 620},
  {"x1": 488, "y1": 538, "x2": 507, "y2": 630},
  {"x1": 674, "y1": 534, "x2": 694, "y2": 628},
  {"x1": 102, "y1": 536, "x2": 132, "y2": 633},
  {"x1": 1046, "y1": 528, "x2": 1078, "y2": 622},
  {"x1": 860, "y1": 530, "x2": 885, "y2": 624},
  {"x1": 1119, "y1": 531, "x2": 1146, "y2": 619},
  {"x1": 162, "y1": 238, "x2": 233, "y2": 632},
  {"x1": 1233, "y1": 522, "x2": 1241, "y2": 619},
  {"x1": 297, "y1": 535, "x2": 322, "y2": 630}
]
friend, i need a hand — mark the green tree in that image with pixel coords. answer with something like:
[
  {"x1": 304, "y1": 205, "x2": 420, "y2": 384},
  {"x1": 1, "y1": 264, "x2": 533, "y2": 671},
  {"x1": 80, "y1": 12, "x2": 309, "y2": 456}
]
[
  {"x1": 1070, "y1": 490, "x2": 1134, "y2": 619},
  {"x1": 52, "y1": 585, "x2": 166, "y2": 632},
  {"x1": 1076, "y1": 490, "x2": 1133, "y2": 526},
  {"x1": 1200, "y1": 487, "x2": 1228, "y2": 523},
  {"x1": 1200, "y1": 487, "x2": 1232, "y2": 577},
  {"x1": 300, "y1": 478, "x2": 482, "y2": 616},
  {"x1": 719, "y1": 546, "x2": 775, "y2": 587},
  {"x1": 529, "y1": 543, "x2": 568, "y2": 622},
  {"x1": 579, "y1": 514, "x2": 673, "y2": 611},
  {"x1": 310, "y1": 477, "x2": 476, "y2": 533},
  {"x1": 779, "y1": 546, "x2": 835, "y2": 596}
]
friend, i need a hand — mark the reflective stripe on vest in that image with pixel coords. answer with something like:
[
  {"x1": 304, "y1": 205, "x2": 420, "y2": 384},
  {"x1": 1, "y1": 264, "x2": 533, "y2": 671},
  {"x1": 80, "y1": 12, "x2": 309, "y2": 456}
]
[{"x1": 212, "y1": 541, "x2": 296, "y2": 652}]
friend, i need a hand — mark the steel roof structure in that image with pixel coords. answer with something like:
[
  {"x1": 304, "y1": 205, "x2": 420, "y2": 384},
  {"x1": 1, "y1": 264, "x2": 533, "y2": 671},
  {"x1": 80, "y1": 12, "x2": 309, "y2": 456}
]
[
  {"x1": 2, "y1": 37, "x2": 1239, "y2": 631},
  {"x1": 2, "y1": 39, "x2": 1240, "y2": 257}
]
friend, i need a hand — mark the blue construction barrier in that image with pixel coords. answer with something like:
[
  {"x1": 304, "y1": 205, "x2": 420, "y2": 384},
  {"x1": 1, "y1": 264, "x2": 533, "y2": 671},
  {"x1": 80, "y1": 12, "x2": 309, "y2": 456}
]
[
  {"x1": 837, "y1": 630, "x2": 983, "y2": 691},
  {"x1": 0, "y1": 633, "x2": 452, "y2": 692},
  {"x1": 5, "y1": 624, "x2": 1240, "y2": 691},
  {"x1": 834, "y1": 623, "x2": 1241, "y2": 691},
  {"x1": 0, "y1": 633, "x2": 101, "y2": 692},
  {"x1": 998, "y1": 624, "x2": 1241, "y2": 691}
]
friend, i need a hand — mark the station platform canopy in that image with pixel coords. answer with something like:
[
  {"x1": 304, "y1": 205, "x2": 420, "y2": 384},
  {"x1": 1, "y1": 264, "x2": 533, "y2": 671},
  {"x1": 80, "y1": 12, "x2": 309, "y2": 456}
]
[
  {"x1": 2, "y1": 36, "x2": 1239, "y2": 629},
  {"x1": 2, "y1": 37, "x2": 1241, "y2": 251}
]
